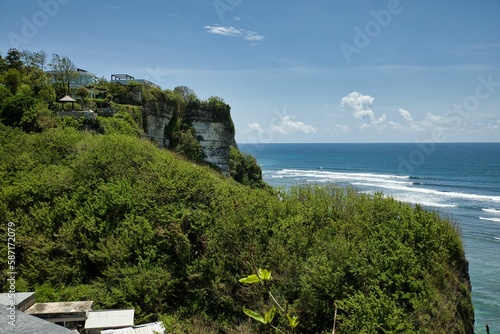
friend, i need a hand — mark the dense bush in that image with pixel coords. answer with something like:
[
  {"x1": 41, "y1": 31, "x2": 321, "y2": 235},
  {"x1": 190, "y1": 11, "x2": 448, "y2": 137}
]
[
  {"x1": 0, "y1": 127, "x2": 473, "y2": 333},
  {"x1": 229, "y1": 146, "x2": 264, "y2": 188}
]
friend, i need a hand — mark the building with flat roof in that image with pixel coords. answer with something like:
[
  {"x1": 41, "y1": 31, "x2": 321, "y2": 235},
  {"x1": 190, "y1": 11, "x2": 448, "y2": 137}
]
[
  {"x1": 0, "y1": 292, "x2": 35, "y2": 312},
  {"x1": 26, "y1": 300, "x2": 93, "y2": 330},
  {"x1": 46, "y1": 68, "x2": 97, "y2": 89},
  {"x1": 111, "y1": 73, "x2": 160, "y2": 89},
  {"x1": 84, "y1": 309, "x2": 135, "y2": 334}
]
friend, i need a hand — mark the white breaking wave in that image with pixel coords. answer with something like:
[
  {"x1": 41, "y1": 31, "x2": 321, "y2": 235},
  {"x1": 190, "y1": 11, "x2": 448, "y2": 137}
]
[
  {"x1": 270, "y1": 169, "x2": 500, "y2": 205},
  {"x1": 357, "y1": 190, "x2": 456, "y2": 208},
  {"x1": 276, "y1": 169, "x2": 411, "y2": 185},
  {"x1": 351, "y1": 181, "x2": 500, "y2": 204},
  {"x1": 480, "y1": 217, "x2": 500, "y2": 223},
  {"x1": 482, "y1": 208, "x2": 500, "y2": 215},
  {"x1": 404, "y1": 201, "x2": 458, "y2": 208}
]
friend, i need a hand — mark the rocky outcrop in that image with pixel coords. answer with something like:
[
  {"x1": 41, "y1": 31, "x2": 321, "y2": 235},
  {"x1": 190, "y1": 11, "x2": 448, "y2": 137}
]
[
  {"x1": 187, "y1": 108, "x2": 235, "y2": 173},
  {"x1": 144, "y1": 114, "x2": 171, "y2": 148},
  {"x1": 142, "y1": 98, "x2": 235, "y2": 174}
]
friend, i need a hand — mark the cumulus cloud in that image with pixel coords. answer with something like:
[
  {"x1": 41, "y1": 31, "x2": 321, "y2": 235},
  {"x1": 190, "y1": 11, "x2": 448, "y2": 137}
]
[
  {"x1": 341, "y1": 91, "x2": 374, "y2": 118},
  {"x1": 421, "y1": 112, "x2": 446, "y2": 127},
  {"x1": 243, "y1": 116, "x2": 316, "y2": 139},
  {"x1": 204, "y1": 25, "x2": 265, "y2": 41},
  {"x1": 399, "y1": 108, "x2": 414, "y2": 123},
  {"x1": 341, "y1": 91, "x2": 386, "y2": 127},
  {"x1": 395, "y1": 108, "x2": 451, "y2": 131},
  {"x1": 271, "y1": 116, "x2": 317, "y2": 134},
  {"x1": 247, "y1": 122, "x2": 264, "y2": 134}
]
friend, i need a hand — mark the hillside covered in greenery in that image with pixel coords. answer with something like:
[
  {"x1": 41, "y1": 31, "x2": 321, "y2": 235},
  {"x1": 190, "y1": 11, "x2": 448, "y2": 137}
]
[
  {"x1": 0, "y1": 48, "x2": 263, "y2": 187},
  {"x1": 0, "y1": 49, "x2": 474, "y2": 333},
  {"x1": 0, "y1": 126, "x2": 474, "y2": 333}
]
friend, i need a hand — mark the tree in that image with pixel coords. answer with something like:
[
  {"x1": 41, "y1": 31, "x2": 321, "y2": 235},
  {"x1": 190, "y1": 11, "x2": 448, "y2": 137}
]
[
  {"x1": 0, "y1": 94, "x2": 36, "y2": 128},
  {"x1": 75, "y1": 87, "x2": 89, "y2": 110},
  {"x1": 20, "y1": 50, "x2": 34, "y2": 68},
  {"x1": 174, "y1": 85, "x2": 197, "y2": 103},
  {"x1": 0, "y1": 53, "x2": 7, "y2": 74},
  {"x1": 6, "y1": 48, "x2": 23, "y2": 70},
  {"x1": 49, "y1": 54, "x2": 77, "y2": 96},
  {"x1": 35, "y1": 51, "x2": 48, "y2": 71},
  {"x1": 21, "y1": 50, "x2": 47, "y2": 70},
  {"x1": 3, "y1": 68, "x2": 22, "y2": 95},
  {"x1": 229, "y1": 146, "x2": 264, "y2": 187}
]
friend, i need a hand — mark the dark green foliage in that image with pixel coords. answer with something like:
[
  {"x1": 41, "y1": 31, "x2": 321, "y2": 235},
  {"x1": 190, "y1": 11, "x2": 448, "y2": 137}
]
[
  {"x1": 4, "y1": 68, "x2": 22, "y2": 94},
  {"x1": 0, "y1": 127, "x2": 474, "y2": 333},
  {"x1": 106, "y1": 83, "x2": 142, "y2": 105},
  {"x1": 229, "y1": 146, "x2": 265, "y2": 188},
  {"x1": 205, "y1": 96, "x2": 235, "y2": 133},
  {"x1": 164, "y1": 104, "x2": 205, "y2": 164},
  {"x1": 173, "y1": 129, "x2": 206, "y2": 164},
  {"x1": 173, "y1": 85, "x2": 197, "y2": 103},
  {"x1": 97, "y1": 113, "x2": 140, "y2": 136},
  {"x1": 6, "y1": 48, "x2": 23, "y2": 70},
  {"x1": 0, "y1": 94, "x2": 36, "y2": 128},
  {"x1": 0, "y1": 53, "x2": 7, "y2": 73}
]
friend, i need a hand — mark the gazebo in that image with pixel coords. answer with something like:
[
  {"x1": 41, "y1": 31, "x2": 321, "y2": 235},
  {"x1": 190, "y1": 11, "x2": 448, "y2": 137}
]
[{"x1": 59, "y1": 95, "x2": 76, "y2": 111}]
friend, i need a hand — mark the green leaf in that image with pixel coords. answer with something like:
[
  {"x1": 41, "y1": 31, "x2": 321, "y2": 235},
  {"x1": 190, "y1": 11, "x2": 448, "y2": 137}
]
[
  {"x1": 287, "y1": 314, "x2": 299, "y2": 328},
  {"x1": 239, "y1": 274, "x2": 260, "y2": 284},
  {"x1": 258, "y1": 268, "x2": 272, "y2": 281},
  {"x1": 243, "y1": 307, "x2": 266, "y2": 324},
  {"x1": 264, "y1": 306, "x2": 277, "y2": 324}
]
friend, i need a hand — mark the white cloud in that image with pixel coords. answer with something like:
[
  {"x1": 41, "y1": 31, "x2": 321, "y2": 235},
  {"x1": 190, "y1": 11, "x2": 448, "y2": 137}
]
[
  {"x1": 204, "y1": 25, "x2": 265, "y2": 42},
  {"x1": 335, "y1": 124, "x2": 350, "y2": 133},
  {"x1": 399, "y1": 108, "x2": 414, "y2": 123},
  {"x1": 359, "y1": 123, "x2": 370, "y2": 130},
  {"x1": 341, "y1": 91, "x2": 386, "y2": 127},
  {"x1": 341, "y1": 91, "x2": 374, "y2": 117},
  {"x1": 247, "y1": 122, "x2": 264, "y2": 134},
  {"x1": 374, "y1": 114, "x2": 387, "y2": 125},
  {"x1": 421, "y1": 112, "x2": 446, "y2": 127},
  {"x1": 394, "y1": 108, "x2": 451, "y2": 131},
  {"x1": 244, "y1": 32, "x2": 265, "y2": 41},
  {"x1": 485, "y1": 120, "x2": 500, "y2": 131},
  {"x1": 271, "y1": 116, "x2": 317, "y2": 135},
  {"x1": 204, "y1": 26, "x2": 243, "y2": 37}
]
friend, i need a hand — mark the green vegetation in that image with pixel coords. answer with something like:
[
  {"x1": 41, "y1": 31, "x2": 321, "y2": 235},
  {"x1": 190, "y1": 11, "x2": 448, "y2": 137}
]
[
  {"x1": 0, "y1": 126, "x2": 473, "y2": 333},
  {"x1": 229, "y1": 146, "x2": 265, "y2": 188},
  {"x1": 240, "y1": 268, "x2": 301, "y2": 333},
  {"x1": 0, "y1": 48, "x2": 259, "y2": 186},
  {"x1": 0, "y1": 49, "x2": 474, "y2": 333}
]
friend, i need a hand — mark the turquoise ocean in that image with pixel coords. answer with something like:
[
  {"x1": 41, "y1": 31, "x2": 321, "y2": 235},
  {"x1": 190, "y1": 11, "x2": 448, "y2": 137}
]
[{"x1": 240, "y1": 143, "x2": 500, "y2": 330}]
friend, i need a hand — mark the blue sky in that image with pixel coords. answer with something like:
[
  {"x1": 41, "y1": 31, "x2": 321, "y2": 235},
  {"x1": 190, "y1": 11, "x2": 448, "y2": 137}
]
[{"x1": 1, "y1": 0, "x2": 500, "y2": 143}]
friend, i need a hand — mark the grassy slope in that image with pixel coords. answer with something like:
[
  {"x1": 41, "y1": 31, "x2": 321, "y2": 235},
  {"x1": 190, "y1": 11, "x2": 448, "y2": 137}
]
[{"x1": 0, "y1": 126, "x2": 473, "y2": 333}]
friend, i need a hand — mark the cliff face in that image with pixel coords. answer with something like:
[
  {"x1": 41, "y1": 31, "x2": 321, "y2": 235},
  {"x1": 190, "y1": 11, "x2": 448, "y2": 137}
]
[{"x1": 142, "y1": 99, "x2": 235, "y2": 174}]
